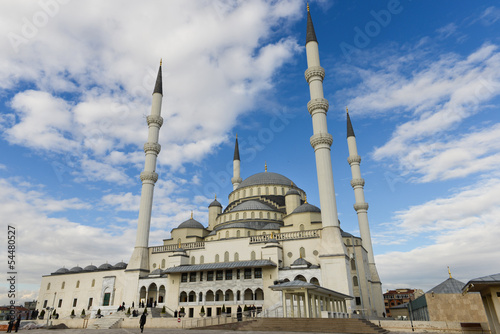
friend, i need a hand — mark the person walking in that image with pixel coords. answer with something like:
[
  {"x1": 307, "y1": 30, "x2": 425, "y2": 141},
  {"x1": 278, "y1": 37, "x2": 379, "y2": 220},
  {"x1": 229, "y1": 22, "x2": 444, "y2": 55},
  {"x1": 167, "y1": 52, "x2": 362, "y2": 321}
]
[
  {"x1": 14, "y1": 315, "x2": 21, "y2": 332},
  {"x1": 237, "y1": 305, "x2": 242, "y2": 322},
  {"x1": 139, "y1": 312, "x2": 147, "y2": 333},
  {"x1": 6, "y1": 318, "x2": 14, "y2": 333}
]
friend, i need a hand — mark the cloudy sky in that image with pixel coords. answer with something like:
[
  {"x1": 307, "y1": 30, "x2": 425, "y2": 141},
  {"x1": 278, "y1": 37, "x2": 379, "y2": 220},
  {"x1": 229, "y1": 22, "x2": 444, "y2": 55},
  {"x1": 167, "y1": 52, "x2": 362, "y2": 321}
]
[{"x1": 1, "y1": 0, "x2": 499, "y2": 306}]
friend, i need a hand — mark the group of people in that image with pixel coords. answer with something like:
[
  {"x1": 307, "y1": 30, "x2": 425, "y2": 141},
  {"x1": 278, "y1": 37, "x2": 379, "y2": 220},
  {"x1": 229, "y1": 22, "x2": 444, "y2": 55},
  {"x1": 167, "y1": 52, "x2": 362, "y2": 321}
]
[{"x1": 6, "y1": 316, "x2": 21, "y2": 333}]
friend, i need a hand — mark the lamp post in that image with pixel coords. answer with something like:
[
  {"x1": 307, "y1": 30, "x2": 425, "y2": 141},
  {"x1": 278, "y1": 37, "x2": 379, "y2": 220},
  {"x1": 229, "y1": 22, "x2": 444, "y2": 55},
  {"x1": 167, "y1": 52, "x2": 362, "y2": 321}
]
[{"x1": 407, "y1": 301, "x2": 414, "y2": 332}]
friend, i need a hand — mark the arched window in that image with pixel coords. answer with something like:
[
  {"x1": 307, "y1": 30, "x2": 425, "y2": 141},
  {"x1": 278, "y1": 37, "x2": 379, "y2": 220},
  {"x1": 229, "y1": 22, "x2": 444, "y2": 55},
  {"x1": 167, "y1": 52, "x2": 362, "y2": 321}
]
[
  {"x1": 299, "y1": 224, "x2": 305, "y2": 231},
  {"x1": 91, "y1": 279, "x2": 95, "y2": 287},
  {"x1": 247, "y1": 231, "x2": 251, "y2": 236},
  {"x1": 294, "y1": 275, "x2": 307, "y2": 282},
  {"x1": 236, "y1": 213, "x2": 239, "y2": 219},
  {"x1": 273, "y1": 187, "x2": 277, "y2": 194},
  {"x1": 243, "y1": 212, "x2": 247, "y2": 219},
  {"x1": 191, "y1": 256, "x2": 195, "y2": 264},
  {"x1": 215, "y1": 290, "x2": 223, "y2": 301},
  {"x1": 299, "y1": 247, "x2": 306, "y2": 258},
  {"x1": 236, "y1": 230, "x2": 241, "y2": 237},
  {"x1": 274, "y1": 213, "x2": 277, "y2": 219},
  {"x1": 310, "y1": 277, "x2": 320, "y2": 285},
  {"x1": 225, "y1": 231, "x2": 229, "y2": 238},
  {"x1": 234, "y1": 252, "x2": 239, "y2": 261},
  {"x1": 225, "y1": 290, "x2": 234, "y2": 301},
  {"x1": 76, "y1": 280, "x2": 80, "y2": 288},
  {"x1": 258, "y1": 188, "x2": 261, "y2": 195},
  {"x1": 177, "y1": 238, "x2": 181, "y2": 245},
  {"x1": 267, "y1": 212, "x2": 270, "y2": 219},
  {"x1": 47, "y1": 283, "x2": 51, "y2": 290},
  {"x1": 200, "y1": 255, "x2": 204, "y2": 264},
  {"x1": 179, "y1": 292, "x2": 188, "y2": 303},
  {"x1": 353, "y1": 276, "x2": 359, "y2": 286},
  {"x1": 251, "y1": 212, "x2": 255, "y2": 219},
  {"x1": 351, "y1": 259, "x2": 356, "y2": 271},
  {"x1": 259, "y1": 212, "x2": 263, "y2": 218},
  {"x1": 206, "y1": 290, "x2": 214, "y2": 302},
  {"x1": 249, "y1": 188, "x2": 253, "y2": 196},
  {"x1": 61, "y1": 282, "x2": 65, "y2": 289},
  {"x1": 188, "y1": 291, "x2": 196, "y2": 302},
  {"x1": 255, "y1": 288, "x2": 264, "y2": 300},
  {"x1": 215, "y1": 254, "x2": 220, "y2": 263},
  {"x1": 266, "y1": 187, "x2": 269, "y2": 195},
  {"x1": 244, "y1": 288, "x2": 253, "y2": 301},
  {"x1": 346, "y1": 239, "x2": 351, "y2": 245},
  {"x1": 243, "y1": 190, "x2": 246, "y2": 197},
  {"x1": 199, "y1": 292, "x2": 203, "y2": 302},
  {"x1": 281, "y1": 188, "x2": 285, "y2": 195},
  {"x1": 161, "y1": 259, "x2": 166, "y2": 268},
  {"x1": 251, "y1": 251, "x2": 256, "y2": 260},
  {"x1": 224, "y1": 251, "x2": 229, "y2": 262}
]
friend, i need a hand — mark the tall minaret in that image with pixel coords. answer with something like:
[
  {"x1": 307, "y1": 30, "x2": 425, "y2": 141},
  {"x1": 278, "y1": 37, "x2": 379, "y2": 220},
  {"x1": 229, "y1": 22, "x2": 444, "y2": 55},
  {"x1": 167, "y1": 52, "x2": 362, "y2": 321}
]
[
  {"x1": 305, "y1": 5, "x2": 352, "y2": 297},
  {"x1": 231, "y1": 135, "x2": 242, "y2": 190},
  {"x1": 127, "y1": 61, "x2": 163, "y2": 273},
  {"x1": 346, "y1": 109, "x2": 384, "y2": 315}
]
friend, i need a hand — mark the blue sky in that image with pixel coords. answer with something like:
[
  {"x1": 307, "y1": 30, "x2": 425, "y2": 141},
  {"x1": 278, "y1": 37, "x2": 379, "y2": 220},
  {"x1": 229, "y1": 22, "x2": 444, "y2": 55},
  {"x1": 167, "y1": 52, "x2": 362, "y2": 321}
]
[{"x1": 1, "y1": 0, "x2": 500, "y2": 305}]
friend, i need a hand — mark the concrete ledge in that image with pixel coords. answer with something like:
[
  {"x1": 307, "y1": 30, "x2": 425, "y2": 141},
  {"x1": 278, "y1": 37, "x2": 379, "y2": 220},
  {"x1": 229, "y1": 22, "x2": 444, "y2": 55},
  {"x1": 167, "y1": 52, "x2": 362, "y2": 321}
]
[{"x1": 371, "y1": 320, "x2": 491, "y2": 333}]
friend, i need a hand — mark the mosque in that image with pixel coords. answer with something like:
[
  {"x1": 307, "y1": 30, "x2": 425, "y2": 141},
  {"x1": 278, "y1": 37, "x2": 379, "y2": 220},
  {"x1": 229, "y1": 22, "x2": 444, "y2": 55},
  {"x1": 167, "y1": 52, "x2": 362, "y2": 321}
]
[{"x1": 36, "y1": 8, "x2": 385, "y2": 320}]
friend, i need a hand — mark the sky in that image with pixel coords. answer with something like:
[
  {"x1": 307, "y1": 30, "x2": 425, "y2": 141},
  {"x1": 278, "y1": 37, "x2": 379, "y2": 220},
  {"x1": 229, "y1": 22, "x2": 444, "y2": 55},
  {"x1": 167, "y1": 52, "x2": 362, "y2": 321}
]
[{"x1": 1, "y1": 0, "x2": 500, "y2": 306}]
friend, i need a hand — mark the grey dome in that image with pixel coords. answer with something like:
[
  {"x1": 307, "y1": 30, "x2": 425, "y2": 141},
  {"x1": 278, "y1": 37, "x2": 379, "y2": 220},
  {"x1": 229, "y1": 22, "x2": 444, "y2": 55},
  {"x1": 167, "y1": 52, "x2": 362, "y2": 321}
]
[
  {"x1": 69, "y1": 266, "x2": 83, "y2": 273},
  {"x1": 114, "y1": 262, "x2": 127, "y2": 269},
  {"x1": 238, "y1": 172, "x2": 294, "y2": 188},
  {"x1": 55, "y1": 267, "x2": 69, "y2": 274},
  {"x1": 178, "y1": 218, "x2": 204, "y2": 229},
  {"x1": 98, "y1": 263, "x2": 113, "y2": 270},
  {"x1": 292, "y1": 257, "x2": 311, "y2": 267},
  {"x1": 149, "y1": 268, "x2": 163, "y2": 275},
  {"x1": 292, "y1": 203, "x2": 321, "y2": 214},
  {"x1": 285, "y1": 189, "x2": 300, "y2": 196},
  {"x1": 230, "y1": 200, "x2": 274, "y2": 212},
  {"x1": 209, "y1": 199, "x2": 222, "y2": 208},
  {"x1": 84, "y1": 264, "x2": 97, "y2": 271}
]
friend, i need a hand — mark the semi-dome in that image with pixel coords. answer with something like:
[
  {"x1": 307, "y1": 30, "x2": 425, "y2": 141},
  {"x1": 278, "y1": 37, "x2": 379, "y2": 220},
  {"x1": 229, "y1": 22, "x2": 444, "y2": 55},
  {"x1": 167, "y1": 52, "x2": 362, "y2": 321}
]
[
  {"x1": 292, "y1": 203, "x2": 321, "y2": 214},
  {"x1": 98, "y1": 263, "x2": 113, "y2": 270},
  {"x1": 83, "y1": 264, "x2": 97, "y2": 271},
  {"x1": 291, "y1": 257, "x2": 312, "y2": 267},
  {"x1": 114, "y1": 262, "x2": 127, "y2": 269},
  {"x1": 208, "y1": 199, "x2": 222, "y2": 208},
  {"x1": 177, "y1": 218, "x2": 204, "y2": 229},
  {"x1": 69, "y1": 266, "x2": 83, "y2": 273},
  {"x1": 238, "y1": 172, "x2": 294, "y2": 188},
  {"x1": 230, "y1": 200, "x2": 274, "y2": 212},
  {"x1": 54, "y1": 267, "x2": 69, "y2": 274}
]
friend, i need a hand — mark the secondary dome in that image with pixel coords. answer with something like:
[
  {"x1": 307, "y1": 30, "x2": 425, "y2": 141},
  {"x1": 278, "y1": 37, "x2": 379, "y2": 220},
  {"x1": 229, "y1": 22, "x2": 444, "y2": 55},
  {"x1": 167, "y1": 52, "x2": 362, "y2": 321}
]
[
  {"x1": 114, "y1": 262, "x2": 127, "y2": 269},
  {"x1": 84, "y1": 264, "x2": 97, "y2": 271},
  {"x1": 178, "y1": 218, "x2": 204, "y2": 229},
  {"x1": 54, "y1": 267, "x2": 69, "y2": 274},
  {"x1": 230, "y1": 200, "x2": 274, "y2": 212},
  {"x1": 285, "y1": 188, "x2": 300, "y2": 196},
  {"x1": 292, "y1": 203, "x2": 321, "y2": 214},
  {"x1": 238, "y1": 172, "x2": 294, "y2": 188},
  {"x1": 98, "y1": 263, "x2": 113, "y2": 270},
  {"x1": 69, "y1": 266, "x2": 83, "y2": 273},
  {"x1": 208, "y1": 199, "x2": 222, "y2": 208}
]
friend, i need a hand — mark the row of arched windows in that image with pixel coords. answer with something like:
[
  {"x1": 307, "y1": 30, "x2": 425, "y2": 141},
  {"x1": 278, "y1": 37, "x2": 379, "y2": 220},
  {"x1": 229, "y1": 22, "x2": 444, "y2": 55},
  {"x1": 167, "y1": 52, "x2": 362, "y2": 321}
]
[
  {"x1": 47, "y1": 279, "x2": 96, "y2": 291},
  {"x1": 179, "y1": 288, "x2": 264, "y2": 303},
  {"x1": 189, "y1": 251, "x2": 256, "y2": 265},
  {"x1": 220, "y1": 211, "x2": 280, "y2": 223}
]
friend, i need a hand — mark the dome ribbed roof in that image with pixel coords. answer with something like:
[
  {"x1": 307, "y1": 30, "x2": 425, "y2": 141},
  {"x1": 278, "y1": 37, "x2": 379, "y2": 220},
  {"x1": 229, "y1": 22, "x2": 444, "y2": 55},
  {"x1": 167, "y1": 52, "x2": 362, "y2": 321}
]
[
  {"x1": 209, "y1": 199, "x2": 222, "y2": 208},
  {"x1": 285, "y1": 189, "x2": 300, "y2": 196},
  {"x1": 55, "y1": 267, "x2": 69, "y2": 274},
  {"x1": 178, "y1": 218, "x2": 204, "y2": 229},
  {"x1": 238, "y1": 172, "x2": 294, "y2": 188},
  {"x1": 230, "y1": 200, "x2": 274, "y2": 212},
  {"x1": 84, "y1": 264, "x2": 97, "y2": 271},
  {"x1": 98, "y1": 263, "x2": 113, "y2": 270},
  {"x1": 69, "y1": 266, "x2": 83, "y2": 273},
  {"x1": 292, "y1": 257, "x2": 311, "y2": 267},
  {"x1": 292, "y1": 203, "x2": 321, "y2": 214},
  {"x1": 114, "y1": 262, "x2": 127, "y2": 269}
]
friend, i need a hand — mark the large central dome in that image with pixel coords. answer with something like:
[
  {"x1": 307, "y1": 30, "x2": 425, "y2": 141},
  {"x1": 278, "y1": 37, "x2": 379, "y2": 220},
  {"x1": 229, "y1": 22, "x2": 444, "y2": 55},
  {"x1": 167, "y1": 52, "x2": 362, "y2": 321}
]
[{"x1": 237, "y1": 172, "x2": 294, "y2": 188}]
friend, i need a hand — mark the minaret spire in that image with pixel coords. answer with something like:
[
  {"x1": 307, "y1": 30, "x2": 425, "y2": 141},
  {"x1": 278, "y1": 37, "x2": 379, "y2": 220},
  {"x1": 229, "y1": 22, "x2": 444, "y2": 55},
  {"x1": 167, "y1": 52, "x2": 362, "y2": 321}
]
[
  {"x1": 231, "y1": 135, "x2": 242, "y2": 190},
  {"x1": 305, "y1": 5, "x2": 352, "y2": 298},
  {"x1": 128, "y1": 62, "x2": 164, "y2": 273},
  {"x1": 346, "y1": 109, "x2": 385, "y2": 316}
]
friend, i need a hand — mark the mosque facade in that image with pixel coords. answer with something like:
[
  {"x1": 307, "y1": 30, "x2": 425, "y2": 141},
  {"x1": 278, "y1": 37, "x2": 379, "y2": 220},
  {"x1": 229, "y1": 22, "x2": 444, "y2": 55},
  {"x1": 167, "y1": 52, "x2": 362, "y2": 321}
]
[{"x1": 36, "y1": 8, "x2": 385, "y2": 320}]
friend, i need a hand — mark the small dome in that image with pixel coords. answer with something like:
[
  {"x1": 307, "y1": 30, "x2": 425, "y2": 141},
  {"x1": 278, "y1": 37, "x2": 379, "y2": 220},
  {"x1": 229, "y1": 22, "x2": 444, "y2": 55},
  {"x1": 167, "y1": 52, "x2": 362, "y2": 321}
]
[
  {"x1": 291, "y1": 257, "x2": 311, "y2": 267},
  {"x1": 230, "y1": 200, "x2": 274, "y2": 212},
  {"x1": 209, "y1": 199, "x2": 222, "y2": 208},
  {"x1": 178, "y1": 218, "x2": 204, "y2": 229},
  {"x1": 69, "y1": 266, "x2": 83, "y2": 273},
  {"x1": 98, "y1": 263, "x2": 113, "y2": 270},
  {"x1": 55, "y1": 267, "x2": 69, "y2": 274},
  {"x1": 266, "y1": 237, "x2": 279, "y2": 244},
  {"x1": 285, "y1": 189, "x2": 300, "y2": 196},
  {"x1": 292, "y1": 203, "x2": 321, "y2": 214},
  {"x1": 238, "y1": 172, "x2": 295, "y2": 188},
  {"x1": 149, "y1": 268, "x2": 163, "y2": 275},
  {"x1": 114, "y1": 262, "x2": 127, "y2": 269},
  {"x1": 83, "y1": 264, "x2": 97, "y2": 271}
]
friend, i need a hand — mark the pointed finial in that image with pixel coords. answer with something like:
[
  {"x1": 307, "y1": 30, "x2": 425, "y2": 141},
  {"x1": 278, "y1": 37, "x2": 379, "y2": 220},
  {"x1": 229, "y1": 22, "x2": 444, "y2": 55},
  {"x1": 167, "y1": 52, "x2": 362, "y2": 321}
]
[
  {"x1": 346, "y1": 106, "x2": 348, "y2": 113},
  {"x1": 271, "y1": 232, "x2": 274, "y2": 239},
  {"x1": 265, "y1": 161, "x2": 268, "y2": 172},
  {"x1": 236, "y1": 133, "x2": 238, "y2": 139},
  {"x1": 307, "y1": 2, "x2": 309, "y2": 12},
  {"x1": 304, "y1": 195, "x2": 308, "y2": 203},
  {"x1": 178, "y1": 240, "x2": 181, "y2": 248},
  {"x1": 214, "y1": 194, "x2": 217, "y2": 200},
  {"x1": 448, "y1": 266, "x2": 452, "y2": 279},
  {"x1": 160, "y1": 58, "x2": 162, "y2": 66},
  {"x1": 190, "y1": 211, "x2": 193, "y2": 219}
]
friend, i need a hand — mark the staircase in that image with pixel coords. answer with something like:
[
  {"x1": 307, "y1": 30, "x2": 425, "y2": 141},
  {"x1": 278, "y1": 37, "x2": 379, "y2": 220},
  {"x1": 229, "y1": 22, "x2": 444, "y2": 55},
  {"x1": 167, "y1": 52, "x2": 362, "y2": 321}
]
[
  {"x1": 88, "y1": 312, "x2": 125, "y2": 329},
  {"x1": 196, "y1": 317, "x2": 389, "y2": 333}
]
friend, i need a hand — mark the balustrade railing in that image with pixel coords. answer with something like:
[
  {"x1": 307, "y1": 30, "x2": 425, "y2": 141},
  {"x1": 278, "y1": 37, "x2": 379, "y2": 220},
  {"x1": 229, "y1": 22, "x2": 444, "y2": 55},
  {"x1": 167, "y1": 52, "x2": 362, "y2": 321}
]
[
  {"x1": 249, "y1": 229, "x2": 321, "y2": 244},
  {"x1": 151, "y1": 241, "x2": 205, "y2": 254}
]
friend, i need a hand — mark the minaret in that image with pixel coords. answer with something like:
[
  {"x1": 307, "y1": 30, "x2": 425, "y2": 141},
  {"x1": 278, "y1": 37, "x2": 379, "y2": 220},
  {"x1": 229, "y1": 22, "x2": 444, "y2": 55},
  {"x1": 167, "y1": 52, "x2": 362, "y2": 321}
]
[
  {"x1": 127, "y1": 61, "x2": 163, "y2": 273},
  {"x1": 346, "y1": 108, "x2": 384, "y2": 315},
  {"x1": 231, "y1": 135, "x2": 242, "y2": 190},
  {"x1": 305, "y1": 6, "x2": 352, "y2": 296}
]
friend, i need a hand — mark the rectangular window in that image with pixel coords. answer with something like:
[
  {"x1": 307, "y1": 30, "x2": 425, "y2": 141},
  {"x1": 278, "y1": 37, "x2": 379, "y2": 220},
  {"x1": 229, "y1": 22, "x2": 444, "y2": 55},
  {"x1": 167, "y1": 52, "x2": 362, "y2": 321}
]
[
  {"x1": 355, "y1": 297, "x2": 361, "y2": 306},
  {"x1": 73, "y1": 298, "x2": 77, "y2": 307},
  {"x1": 88, "y1": 298, "x2": 93, "y2": 308},
  {"x1": 189, "y1": 272, "x2": 196, "y2": 282},
  {"x1": 225, "y1": 270, "x2": 232, "y2": 280},
  {"x1": 244, "y1": 268, "x2": 252, "y2": 279},
  {"x1": 200, "y1": 272, "x2": 203, "y2": 282},
  {"x1": 43, "y1": 300, "x2": 48, "y2": 308},
  {"x1": 254, "y1": 268, "x2": 262, "y2": 279},
  {"x1": 226, "y1": 307, "x2": 232, "y2": 316},
  {"x1": 181, "y1": 273, "x2": 188, "y2": 282},
  {"x1": 207, "y1": 271, "x2": 214, "y2": 281},
  {"x1": 216, "y1": 270, "x2": 223, "y2": 281},
  {"x1": 58, "y1": 299, "x2": 63, "y2": 308},
  {"x1": 207, "y1": 307, "x2": 212, "y2": 317},
  {"x1": 236, "y1": 269, "x2": 240, "y2": 279}
]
